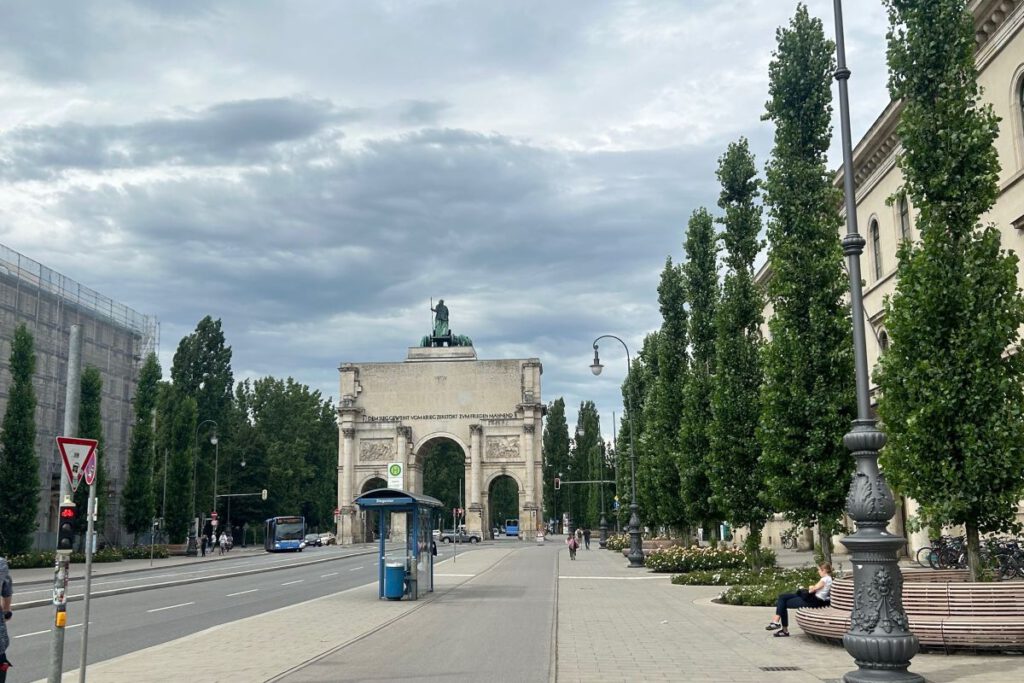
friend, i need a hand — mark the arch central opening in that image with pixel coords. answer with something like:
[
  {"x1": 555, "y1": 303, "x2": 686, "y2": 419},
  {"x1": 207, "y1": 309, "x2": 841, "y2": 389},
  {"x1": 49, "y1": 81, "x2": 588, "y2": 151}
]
[
  {"x1": 488, "y1": 474, "x2": 520, "y2": 538},
  {"x1": 420, "y1": 437, "x2": 466, "y2": 530}
]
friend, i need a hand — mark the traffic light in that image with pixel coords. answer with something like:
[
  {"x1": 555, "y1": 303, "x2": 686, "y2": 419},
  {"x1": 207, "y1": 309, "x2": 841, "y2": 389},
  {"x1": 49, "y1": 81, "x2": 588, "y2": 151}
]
[
  {"x1": 58, "y1": 503, "x2": 76, "y2": 552},
  {"x1": 554, "y1": 477, "x2": 561, "y2": 491}
]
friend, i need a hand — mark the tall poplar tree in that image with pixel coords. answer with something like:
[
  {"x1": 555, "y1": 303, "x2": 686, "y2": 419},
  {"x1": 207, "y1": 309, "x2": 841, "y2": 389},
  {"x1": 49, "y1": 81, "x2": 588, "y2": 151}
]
[
  {"x1": 759, "y1": 4, "x2": 855, "y2": 563},
  {"x1": 708, "y1": 138, "x2": 769, "y2": 553},
  {"x1": 542, "y1": 398, "x2": 570, "y2": 526},
  {"x1": 678, "y1": 208, "x2": 720, "y2": 539},
  {"x1": 73, "y1": 367, "x2": 108, "y2": 536},
  {"x1": 123, "y1": 353, "x2": 161, "y2": 541},
  {"x1": 157, "y1": 383, "x2": 198, "y2": 543},
  {"x1": 875, "y1": 0, "x2": 1024, "y2": 579},
  {"x1": 627, "y1": 333, "x2": 659, "y2": 530},
  {"x1": 0, "y1": 324, "x2": 39, "y2": 555}
]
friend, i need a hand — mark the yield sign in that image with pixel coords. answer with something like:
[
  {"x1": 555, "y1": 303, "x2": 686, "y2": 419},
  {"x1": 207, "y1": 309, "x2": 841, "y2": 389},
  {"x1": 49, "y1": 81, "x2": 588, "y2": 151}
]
[{"x1": 56, "y1": 436, "x2": 98, "y2": 493}]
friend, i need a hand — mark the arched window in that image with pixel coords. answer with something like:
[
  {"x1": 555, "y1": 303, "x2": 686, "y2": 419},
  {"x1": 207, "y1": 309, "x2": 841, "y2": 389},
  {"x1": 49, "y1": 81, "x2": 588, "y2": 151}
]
[
  {"x1": 898, "y1": 196, "x2": 911, "y2": 242},
  {"x1": 879, "y1": 330, "x2": 890, "y2": 354},
  {"x1": 871, "y1": 218, "x2": 883, "y2": 280}
]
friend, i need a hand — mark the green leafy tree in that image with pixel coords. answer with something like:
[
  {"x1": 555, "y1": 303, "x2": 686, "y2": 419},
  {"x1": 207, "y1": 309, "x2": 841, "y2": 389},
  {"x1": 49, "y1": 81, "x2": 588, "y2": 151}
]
[
  {"x1": 570, "y1": 401, "x2": 603, "y2": 529},
  {"x1": 423, "y1": 441, "x2": 466, "y2": 517},
  {"x1": 122, "y1": 353, "x2": 162, "y2": 542},
  {"x1": 489, "y1": 478, "x2": 519, "y2": 531},
  {"x1": 708, "y1": 138, "x2": 769, "y2": 554},
  {"x1": 156, "y1": 383, "x2": 198, "y2": 543},
  {"x1": 0, "y1": 324, "x2": 39, "y2": 555},
  {"x1": 639, "y1": 258, "x2": 689, "y2": 533},
  {"x1": 621, "y1": 334, "x2": 657, "y2": 530},
  {"x1": 875, "y1": 0, "x2": 1024, "y2": 579},
  {"x1": 171, "y1": 316, "x2": 234, "y2": 518},
  {"x1": 73, "y1": 367, "x2": 108, "y2": 537},
  {"x1": 759, "y1": 5, "x2": 855, "y2": 563},
  {"x1": 678, "y1": 208, "x2": 721, "y2": 540},
  {"x1": 542, "y1": 398, "x2": 570, "y2": 527}
]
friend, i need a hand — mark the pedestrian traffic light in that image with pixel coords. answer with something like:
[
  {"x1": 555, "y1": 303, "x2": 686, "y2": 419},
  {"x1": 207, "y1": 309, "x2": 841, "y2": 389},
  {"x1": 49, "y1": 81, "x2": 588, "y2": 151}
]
[
  {"x1": 554, "y1": 477, "x2": 561, "y2": 491},
  {"x1": 58, "y1": 503, "x2": 76, "y2": 552}
]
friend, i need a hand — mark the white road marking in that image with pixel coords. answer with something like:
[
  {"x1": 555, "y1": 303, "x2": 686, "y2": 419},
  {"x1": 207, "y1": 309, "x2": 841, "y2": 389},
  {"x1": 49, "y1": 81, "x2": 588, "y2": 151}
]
[
  {"x1": 146, "y1": 601, "x2": 195, "y2": 613},
  {"x1": 558, "y1": 576, "x2": 670, "y2": 580},
  {"x1": 14, "y1": 629, "x2": 50, "y2": 639},
  {"x1": 321, "y1": 572, "x2": 339, "y2": 578},
  {"x1": 348, "y1": 566, "x2": 363, "y2": 571},
  {"x1": 281, "y1": 579, "x2": 304, "y2": 586},
  {"x1": 226, "y1": 589, "x2": 258, "y2": 597}
]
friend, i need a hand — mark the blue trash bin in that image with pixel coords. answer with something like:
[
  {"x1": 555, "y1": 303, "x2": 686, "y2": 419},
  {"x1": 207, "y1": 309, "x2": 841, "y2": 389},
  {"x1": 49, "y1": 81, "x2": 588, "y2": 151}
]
[{"x1": 384, "y1": 561, "x2": 406, "y2": 600}]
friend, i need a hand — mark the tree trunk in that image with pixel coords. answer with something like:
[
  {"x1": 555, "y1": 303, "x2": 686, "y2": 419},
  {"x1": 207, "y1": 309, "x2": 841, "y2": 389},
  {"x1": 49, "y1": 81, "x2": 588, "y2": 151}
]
[
  {"x1": 817, "y1": 524, "x2": 832, "y2": 565},
  {"x1": 965, "y1": 523, "x2": 982, "y2": 582},
  {"x1": 745, "y1": 521, "x2": 765, "y2": 567}
]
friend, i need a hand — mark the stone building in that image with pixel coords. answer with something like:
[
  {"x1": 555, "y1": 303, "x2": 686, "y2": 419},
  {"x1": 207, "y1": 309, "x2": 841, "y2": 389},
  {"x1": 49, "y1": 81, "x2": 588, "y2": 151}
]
[
  {"x1": 750, "y1": 0, "x2": 1024, "y2": 556},
  {"x1": 0, "y1": 243, "x2": 157, "y2": 548}
]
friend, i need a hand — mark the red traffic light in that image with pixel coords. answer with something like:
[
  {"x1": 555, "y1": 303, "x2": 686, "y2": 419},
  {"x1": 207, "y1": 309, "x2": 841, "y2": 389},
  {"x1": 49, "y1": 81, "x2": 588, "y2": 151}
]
[{"x1": 60, "y1": 506, "x2": 75, "y2": 519}]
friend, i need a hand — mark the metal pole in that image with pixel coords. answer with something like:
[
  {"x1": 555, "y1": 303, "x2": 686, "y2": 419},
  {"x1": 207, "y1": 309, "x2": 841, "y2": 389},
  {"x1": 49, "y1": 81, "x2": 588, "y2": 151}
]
[
  {"x1": 189, "y1": 419, "x2": 217, "y2": 556},
  {"x1": 212, "y1": 437, "x2": 219, "y2": 519},
  {"x1": 591, "y1": 335, "x2": 644, "y2": 567},
  {"x1": 78, "y1": 483, "x2": 97, "y2": 683},
  {"x1": 49, "y1": 324, "x2": 81, "y2": 683},
  {"x1": 832, "y1": 2, "x2": 921, "y2": 681}
]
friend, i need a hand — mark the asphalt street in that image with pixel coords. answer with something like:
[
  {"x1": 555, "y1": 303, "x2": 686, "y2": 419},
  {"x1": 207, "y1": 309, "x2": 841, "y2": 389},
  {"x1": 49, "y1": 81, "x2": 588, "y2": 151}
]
[{"x1": 7, "y1": 543, "x2": 481, "y2": 683}]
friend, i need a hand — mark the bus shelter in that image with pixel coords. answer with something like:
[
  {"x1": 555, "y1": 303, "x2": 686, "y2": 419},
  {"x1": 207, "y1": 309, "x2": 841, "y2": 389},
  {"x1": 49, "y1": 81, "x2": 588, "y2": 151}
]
[{"x1": 353, "y1": 488, "x2": 443, "y2": 600}]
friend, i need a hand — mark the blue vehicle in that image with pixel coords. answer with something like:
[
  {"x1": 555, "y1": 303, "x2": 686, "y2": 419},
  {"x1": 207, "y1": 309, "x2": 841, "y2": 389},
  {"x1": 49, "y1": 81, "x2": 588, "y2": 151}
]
[
  {"x1": 504, "y1": 518, "x2": 519, "y2": 537},
  {"x1": 265, "y1": 516, "x2": 306, "y2": 552}
]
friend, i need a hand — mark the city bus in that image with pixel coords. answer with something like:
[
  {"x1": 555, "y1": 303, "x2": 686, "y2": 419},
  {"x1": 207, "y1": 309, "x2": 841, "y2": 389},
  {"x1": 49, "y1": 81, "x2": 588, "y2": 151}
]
[
  {"x1": 504, "y1": 518, "x2": 519, "y2": 537},
  {"x1": 265, "y1": 515, "x2": 306, "y2": 552}
]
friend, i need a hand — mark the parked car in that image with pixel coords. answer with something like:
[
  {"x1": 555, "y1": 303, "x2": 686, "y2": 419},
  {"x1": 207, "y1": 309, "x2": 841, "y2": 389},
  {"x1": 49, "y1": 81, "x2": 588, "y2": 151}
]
[
  {"x1": 438, "y1": 529, "x2": 480, "y2": 544},
  {"x1": 318, "y1": 532, "x2": 337, "y2": 546},
  {"x1": 303, "y1": 533, "x2": 323, "y2": 547}
]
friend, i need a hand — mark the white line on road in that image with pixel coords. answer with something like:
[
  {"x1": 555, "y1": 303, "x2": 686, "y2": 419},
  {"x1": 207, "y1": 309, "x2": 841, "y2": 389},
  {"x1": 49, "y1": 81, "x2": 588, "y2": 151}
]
[
  {"x1": 558, "y1": 576, "x2": 670, "y2": 580},
  {"x1": 321, "y1": 572, "x2": 339, "y2": 578},
  {"x1": 348, "y1": 566, "x2": 363, "y2": 572},
  {"x1": 14, "y1": 629, "x2": 50, "y2": 639},
  {"x1": 281, "y1": 579, "x2": 304, "y2": 586},
  {"x1": 146, "y1": 601, "x2": 195, "y2": 613},
  {"x1": 226, "y1": 589, "x2": 258, "y2": 597}
]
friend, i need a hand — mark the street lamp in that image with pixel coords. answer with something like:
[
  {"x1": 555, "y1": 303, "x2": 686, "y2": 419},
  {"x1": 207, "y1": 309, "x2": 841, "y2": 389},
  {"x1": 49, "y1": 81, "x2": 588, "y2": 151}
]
[
  {"x1": 590, "y1": 335, "x2": 644, "y2": 568},
  {"x1": 190, "y1": 419, "x2": 218, "y2": 556},
  {"x1": 831, "y1": 2, "x2": 920, "y2": 682}
]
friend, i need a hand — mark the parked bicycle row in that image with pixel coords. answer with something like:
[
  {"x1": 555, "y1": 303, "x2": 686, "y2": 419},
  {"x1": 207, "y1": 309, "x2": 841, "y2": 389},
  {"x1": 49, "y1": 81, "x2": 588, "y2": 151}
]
[{"x1": 915, "y1": 535, "x2": 1024, "y2": 579}]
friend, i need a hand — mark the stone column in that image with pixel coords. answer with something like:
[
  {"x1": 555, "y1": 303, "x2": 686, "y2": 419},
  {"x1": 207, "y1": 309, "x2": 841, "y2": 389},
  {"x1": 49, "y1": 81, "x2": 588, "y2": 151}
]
[
  {"x1": 341, "y1": 427, "x2": 355, "y2": 544},
  {"x1": 470, "y1": 425, "x2": 482, "y2": 506},
  {"x1": 523, "y1": 423, "x2": 536, "y2": 506}
]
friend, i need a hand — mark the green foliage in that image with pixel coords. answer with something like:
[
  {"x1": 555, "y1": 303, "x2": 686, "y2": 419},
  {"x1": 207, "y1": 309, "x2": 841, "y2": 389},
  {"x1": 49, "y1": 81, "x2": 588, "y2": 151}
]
[
  {"x1": 0, "y1": 324, "x2": 39, "y2": 556},
  {"x1": 6, "y1": 545, "x2": 170, "y2": 568},
  {"x1": 678, "y1": 208, "x2": 720, "y2": 532},
  {"x1": 760, "y1": 5, "x2": 855, "y2": 561},
  {"x1": 628, "y1": 333, "x2": 659, "y2": 530},
  {"x1": 157, "y1": 383, "x2": 198, "y2": 543},
  {"x1": 73, "y1": 367, "x2": 108, "y2": 536},
  {"x1": 123, "y1": 353, "x2": 161, "y2": 539},
  {"x1": 424, "y1": 440, "x2": 467, "y2": 515},
  {"x1": 542, "y1": 398, "x2": 570, "y2": 525},
  {"x1": 719, "y1": 574, "x2": 821, "y2": 607},
  {"x1": 671, "y1": 566, "x2": 812, "y2": 587},
  {"x1": 876, "y1": 1, "x2": 1024, "y2": 577},
  {"x1": 708, "y1": 138, "x2": 769, "y2": 542},
  {"x1": 489, "y1": 477, "x2": 518, "y2": 529},
  {"x1": 569, "y1": 401, "x2": 605, "y2": 529},
  {"x1": 644, "y1": 545, "x2": 754, "y2": 573},
  {"x1": 119, "y1": 544, "x2": 169, "y2": 560}
]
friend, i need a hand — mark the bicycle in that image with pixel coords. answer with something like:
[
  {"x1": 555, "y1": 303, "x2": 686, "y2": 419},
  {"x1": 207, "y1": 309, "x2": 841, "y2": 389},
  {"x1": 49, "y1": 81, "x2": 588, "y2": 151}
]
[{"x1": 780, "y1": 528, "x2": 799, "y2": 550}]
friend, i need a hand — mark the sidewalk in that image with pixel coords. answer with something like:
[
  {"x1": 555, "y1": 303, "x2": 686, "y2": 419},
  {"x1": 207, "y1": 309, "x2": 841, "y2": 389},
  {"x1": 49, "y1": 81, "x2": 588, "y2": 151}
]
[
  {"x1": 38, "y1": 546, "x2": 521, "y2": 683},
  {"x1": 557, "y1": 545, "x2": 1024, "y2": 683}
]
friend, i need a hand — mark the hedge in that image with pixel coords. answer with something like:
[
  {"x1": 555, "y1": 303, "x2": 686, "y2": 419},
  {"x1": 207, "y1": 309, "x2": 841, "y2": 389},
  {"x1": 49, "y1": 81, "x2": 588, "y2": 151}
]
[
  {"x1": 645, "y1": 545, "x2": 775, "y2": 573},
  {"x1": 6, "y1": 545, "x2": 170, "y2": 569}
]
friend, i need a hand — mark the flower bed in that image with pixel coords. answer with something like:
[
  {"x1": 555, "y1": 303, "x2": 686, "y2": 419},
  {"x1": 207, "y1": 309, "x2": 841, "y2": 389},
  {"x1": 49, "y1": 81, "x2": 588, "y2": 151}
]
[
  {"x1": 6, "y1": 545, "x2": 170, "y2": 569},
  {"x1": 671, "y1": 566, "x2": 816, "y2": 587},
  {"x1": 645, "y1": 545, "x2": 775, "y2": 573},
  {"x1": 604, "y1": 533, "x2": 629, "y2": 552}
]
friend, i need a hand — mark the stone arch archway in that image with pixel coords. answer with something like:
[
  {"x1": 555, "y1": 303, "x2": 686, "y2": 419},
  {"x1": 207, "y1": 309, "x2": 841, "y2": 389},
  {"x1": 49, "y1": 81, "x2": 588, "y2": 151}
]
[
  {"x1": 486, "y1": 473, "x2": 522, "y2": 538},
  {"x1": 358, "y1": 476, "x2": 387, "y2": 541},
  {"x1": 335, "y1": 347, "x2": 544, "y2": 544}
]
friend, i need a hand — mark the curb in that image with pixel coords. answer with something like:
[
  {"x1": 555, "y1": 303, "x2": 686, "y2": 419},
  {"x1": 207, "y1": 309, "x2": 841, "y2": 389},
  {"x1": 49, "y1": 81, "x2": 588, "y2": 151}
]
[{"x1": 12, "y1": 548, "x2": 379, "y2": 611}]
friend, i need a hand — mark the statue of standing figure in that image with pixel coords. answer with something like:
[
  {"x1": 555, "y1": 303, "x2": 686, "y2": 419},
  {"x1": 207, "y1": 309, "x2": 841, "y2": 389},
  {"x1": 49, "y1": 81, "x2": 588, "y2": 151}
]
[{"x1": 431, "y1": 299, "x2": 449, "y2": 338}]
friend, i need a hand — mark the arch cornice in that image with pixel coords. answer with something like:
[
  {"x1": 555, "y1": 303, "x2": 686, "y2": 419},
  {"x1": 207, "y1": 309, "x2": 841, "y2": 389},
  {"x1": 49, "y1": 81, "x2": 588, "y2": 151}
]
[
  {"x1": 413, "y1": 431, "x2": 470, "y2": 456},
  {"x1": 484, "y1": 469, "x2": 524, "y2": 492}
]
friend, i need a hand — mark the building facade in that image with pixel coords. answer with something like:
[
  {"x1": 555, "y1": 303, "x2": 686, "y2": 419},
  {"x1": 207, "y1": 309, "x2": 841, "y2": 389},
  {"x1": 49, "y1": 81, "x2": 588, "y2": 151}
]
[{"x1": 0, "y1": 243, "x2": 157, "y2": 548}]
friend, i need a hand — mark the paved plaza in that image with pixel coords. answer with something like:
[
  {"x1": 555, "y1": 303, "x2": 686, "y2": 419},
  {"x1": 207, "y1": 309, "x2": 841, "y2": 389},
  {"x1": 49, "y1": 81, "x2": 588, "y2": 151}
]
[{"x1": 26, "y1": 539, "x2": 1024, "y2": 683}]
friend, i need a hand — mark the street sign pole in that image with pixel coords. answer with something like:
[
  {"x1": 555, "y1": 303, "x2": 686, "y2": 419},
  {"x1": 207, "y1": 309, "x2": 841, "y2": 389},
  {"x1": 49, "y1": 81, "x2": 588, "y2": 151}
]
[
  {"x1": 78, "y1": 481, "x2": 97, "y2": 683},
  {"x1": 49, "y1": 324, "x2": 81, "y2": 683}
]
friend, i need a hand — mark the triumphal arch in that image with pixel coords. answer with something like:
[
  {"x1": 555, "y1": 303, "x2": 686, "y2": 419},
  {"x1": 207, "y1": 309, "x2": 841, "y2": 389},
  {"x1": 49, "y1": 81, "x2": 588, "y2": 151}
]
[{"x1": 335, "y1": 305, "x2": 544, "y2": 544}]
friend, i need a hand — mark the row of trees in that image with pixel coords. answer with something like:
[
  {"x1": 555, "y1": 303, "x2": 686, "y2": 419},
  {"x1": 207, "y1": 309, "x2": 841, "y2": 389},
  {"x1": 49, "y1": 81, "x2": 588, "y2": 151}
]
[
  {"x1": 542, "y1": 398, "x2": 613, "y2": 531},
  {"x1": 607, "y1": 1, "x2": 1024, "y2": 574}
]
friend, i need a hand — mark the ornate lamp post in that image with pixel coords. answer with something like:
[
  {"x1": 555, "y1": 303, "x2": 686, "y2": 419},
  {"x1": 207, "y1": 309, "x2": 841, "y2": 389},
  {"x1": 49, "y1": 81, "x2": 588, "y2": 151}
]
[
  {"x1": 832, "y1": 2, "x2": 921, "y2": 681},
  {"x1": 189, "y1": 419, "x2": 218, "y2": 556},
  {"x1": 590, "y1": 335, "x2": 644, "y2": 568}
]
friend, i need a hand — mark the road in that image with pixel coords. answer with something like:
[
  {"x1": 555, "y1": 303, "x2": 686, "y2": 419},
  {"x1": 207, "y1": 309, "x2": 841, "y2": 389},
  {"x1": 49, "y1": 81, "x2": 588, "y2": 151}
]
[{"x1": 7, "y1": 543, "x2": 480, "y2": 683}]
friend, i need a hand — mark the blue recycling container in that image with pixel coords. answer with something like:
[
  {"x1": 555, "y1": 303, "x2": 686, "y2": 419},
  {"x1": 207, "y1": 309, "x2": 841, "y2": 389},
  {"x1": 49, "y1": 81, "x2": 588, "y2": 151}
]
[{"x1": 384, "y1": 561, "x2": 406, "y2": 600}]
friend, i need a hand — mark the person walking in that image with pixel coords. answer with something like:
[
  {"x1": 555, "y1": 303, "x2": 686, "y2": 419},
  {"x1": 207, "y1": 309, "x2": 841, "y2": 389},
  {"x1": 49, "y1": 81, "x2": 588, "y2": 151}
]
[
  {"x1": 583, "y1": 528, "x2": 591, "y2": 550},
  {"x1": 1, "y1": 556, "x2": 14, "y2": 683},
  {"x1": 566, "y1": 534, "x2": 578, "y2": 560},
  {"x1": 200, "y1": 534, "x2": 207, "y2": 557},
  {"x1": 766, "y1": 563, "x2": 833, "y2": 637},
  {"x1": 218, "y1": 531, "x2": 228, "y2": 555}
]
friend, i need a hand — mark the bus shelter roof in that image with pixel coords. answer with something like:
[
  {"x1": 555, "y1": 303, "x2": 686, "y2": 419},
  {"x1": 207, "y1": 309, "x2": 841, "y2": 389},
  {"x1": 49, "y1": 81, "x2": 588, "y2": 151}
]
[{"x1": 353, "y1": 488, "x2": 444, "y2": 510}]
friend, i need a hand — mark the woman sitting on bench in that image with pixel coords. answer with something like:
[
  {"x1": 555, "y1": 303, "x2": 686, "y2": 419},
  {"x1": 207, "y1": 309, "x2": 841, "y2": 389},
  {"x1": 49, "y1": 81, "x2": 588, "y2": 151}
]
[{"x1": 766, "y1": 562, "x2": 833, "y2": 637}]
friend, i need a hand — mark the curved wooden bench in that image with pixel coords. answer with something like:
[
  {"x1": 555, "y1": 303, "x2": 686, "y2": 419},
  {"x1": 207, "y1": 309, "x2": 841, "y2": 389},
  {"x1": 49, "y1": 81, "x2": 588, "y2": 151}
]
[{"x1": 794, "y1": 570, "x2": 1024, "y2": 652}]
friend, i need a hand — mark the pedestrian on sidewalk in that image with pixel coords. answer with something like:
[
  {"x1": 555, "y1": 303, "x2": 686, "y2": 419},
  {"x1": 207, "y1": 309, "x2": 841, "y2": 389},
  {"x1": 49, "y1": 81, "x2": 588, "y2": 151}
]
[
  {"x1": 766, "y1": 563, "x2": 833, "y2": 637},
  {"x1": 200, "y1": 534, "x2": 207, "y2": 557},
  {"x1": 583, "y1": 528, "x2": 591, "y2": 550},
  {"x1": 1, "y1": 556, "x2": 15, "y2": 683},
  {"x1": 218, "y1": 531, "x2": 228, "y2": 555},
  {"x1": 566, "y1": 534, "x2": 578, "y2": 560}
]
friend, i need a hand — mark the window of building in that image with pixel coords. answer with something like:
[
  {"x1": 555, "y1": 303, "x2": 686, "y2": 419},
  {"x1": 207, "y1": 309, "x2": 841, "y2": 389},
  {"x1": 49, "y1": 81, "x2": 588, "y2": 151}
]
[
  {"x1": 879, "y1": 330, "x2": 890, "y2": 354},
  {"x1": 898, "y1": 196, "x2": 911, "y2": 242},
  {"x1": 871, "y1": 218, "x2": 883, "y2": 280}
]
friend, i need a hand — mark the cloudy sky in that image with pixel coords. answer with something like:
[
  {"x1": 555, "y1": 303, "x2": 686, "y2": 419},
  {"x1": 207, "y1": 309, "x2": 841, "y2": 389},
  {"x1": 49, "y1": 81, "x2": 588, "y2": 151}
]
[{"x1": 0, "y1": 0, "x2": 890, "y2": 437}]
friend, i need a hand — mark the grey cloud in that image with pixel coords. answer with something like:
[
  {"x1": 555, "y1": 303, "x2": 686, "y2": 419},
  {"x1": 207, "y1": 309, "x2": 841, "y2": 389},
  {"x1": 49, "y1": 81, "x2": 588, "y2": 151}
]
[{"x1": 398, "y1": 100, "x2": 451, "y2": 125}]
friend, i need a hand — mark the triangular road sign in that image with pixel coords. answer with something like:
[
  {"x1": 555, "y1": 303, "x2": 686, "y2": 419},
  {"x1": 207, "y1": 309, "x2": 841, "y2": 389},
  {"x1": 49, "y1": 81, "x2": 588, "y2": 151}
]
[{"x1": 57, "y1": 436, "x2": 98, "y2": 493}]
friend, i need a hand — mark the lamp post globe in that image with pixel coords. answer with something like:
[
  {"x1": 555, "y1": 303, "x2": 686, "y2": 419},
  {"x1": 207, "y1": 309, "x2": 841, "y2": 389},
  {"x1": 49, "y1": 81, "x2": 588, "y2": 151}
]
[{"x1": 589, "y1": 336, "x2": 644, "y2": 568}]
